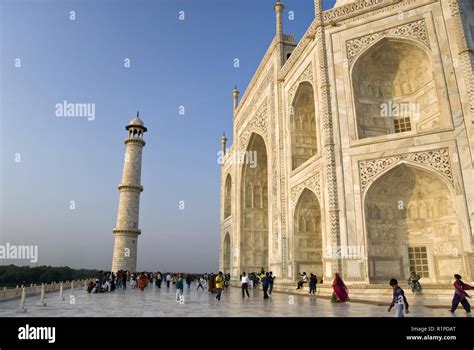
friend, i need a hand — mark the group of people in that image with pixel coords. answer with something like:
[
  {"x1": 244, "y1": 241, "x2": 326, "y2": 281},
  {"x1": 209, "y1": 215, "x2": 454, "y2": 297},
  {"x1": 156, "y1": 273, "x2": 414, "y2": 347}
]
[
  {"x1": 86, "y1": 268, "x2": 473, "y2": 317},
  {"x1": 239, "y1": 269, "x2": 275, "y2": 299},
  {"x1": 87, "y1": 270, "x2": 127, "y2": 293},
  {"x1": 296, "y1": 272, "x2": 320, "y2": 296}
]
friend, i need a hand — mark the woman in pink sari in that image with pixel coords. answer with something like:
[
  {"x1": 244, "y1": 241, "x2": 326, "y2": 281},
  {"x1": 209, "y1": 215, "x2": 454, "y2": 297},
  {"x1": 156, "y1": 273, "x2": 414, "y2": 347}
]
[{"x1": 331, "y1": 273, "x2": 349, "y2": 303}]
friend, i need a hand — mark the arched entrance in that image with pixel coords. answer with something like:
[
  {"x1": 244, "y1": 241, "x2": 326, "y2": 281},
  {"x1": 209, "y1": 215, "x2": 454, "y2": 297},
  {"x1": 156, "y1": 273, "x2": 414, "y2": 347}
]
[
  {"x1": 294, "y1": 189, "x2": 323, "y2": 277},
  {"x1": 240, "y1": 133, "x2": 269, "y2": 273},
  {"x1": 223, "y1": 233, "x2": 231, "y2": 274},
  {"x1": 352, "y1": 38, "x2": 440, "y2": 139},
  {"x1": 365, "y1": 164, "x2": 460, "y2": 283},
  {"x1": 290, "y1": 82, "x2": 317, "y2": 170},
  {"x1": 224, "y1": 174, "x2": 232, "y2": 219}
]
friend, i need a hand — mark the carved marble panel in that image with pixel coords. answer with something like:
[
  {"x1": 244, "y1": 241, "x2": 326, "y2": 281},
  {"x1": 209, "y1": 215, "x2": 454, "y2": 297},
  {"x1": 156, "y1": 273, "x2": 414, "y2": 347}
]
[
  {"x1": 359, "y1": 148, "x2": 453, "y2": 194},
  {"x1": 346, "y1": 19, "x2": 430, "y2": 65}
]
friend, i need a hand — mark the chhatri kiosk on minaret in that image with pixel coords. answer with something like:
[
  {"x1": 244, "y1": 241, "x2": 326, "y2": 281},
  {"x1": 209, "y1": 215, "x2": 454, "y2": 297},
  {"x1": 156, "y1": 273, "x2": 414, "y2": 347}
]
[{"x1": 111, "y1": 112, "x2": 147, "y2": 273}]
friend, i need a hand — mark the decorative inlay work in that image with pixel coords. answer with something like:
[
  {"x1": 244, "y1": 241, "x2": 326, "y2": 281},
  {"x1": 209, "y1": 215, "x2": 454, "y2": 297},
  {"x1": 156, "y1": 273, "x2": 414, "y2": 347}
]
[
  {"x1": 290, "y1": 173, "x2": 321, "y2": 209},
  {"x1": 239, "y1": 99, "x2": 268, "y2": 151},
  {"x1": 288, "y1": 64, "x2": 314, "y2": 106},
  {"x1": 324, "y1": 0, "x2": 398, "y2": 22},
  {"x1": 282, "y1": 34, "x2": 296, "y2": 43},
  {"x1": 346, "y1": 19, "x2": 430, "y2": 65},
  {"x1": 359, "y1": 148, "x2": 454, "y2": 193}
]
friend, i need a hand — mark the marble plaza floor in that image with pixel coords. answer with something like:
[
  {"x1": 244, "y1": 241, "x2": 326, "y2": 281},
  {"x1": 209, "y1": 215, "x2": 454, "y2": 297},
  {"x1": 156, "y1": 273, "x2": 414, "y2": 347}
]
[{"x1": 0, "y1": 284, "x2": 470, "y2": 317}]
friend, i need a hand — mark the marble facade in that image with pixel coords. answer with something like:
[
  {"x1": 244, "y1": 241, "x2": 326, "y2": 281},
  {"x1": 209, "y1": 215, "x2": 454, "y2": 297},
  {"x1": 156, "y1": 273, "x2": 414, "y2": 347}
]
[{"x1": 220, "y1": 0, "x2": 474, "y2": 284}]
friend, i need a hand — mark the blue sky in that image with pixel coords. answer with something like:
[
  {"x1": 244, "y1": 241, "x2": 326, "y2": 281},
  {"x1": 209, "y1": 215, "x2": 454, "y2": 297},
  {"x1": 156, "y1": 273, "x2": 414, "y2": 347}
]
[{"x1": 0, "y1": 0, "x2": 336, "y2": 272}]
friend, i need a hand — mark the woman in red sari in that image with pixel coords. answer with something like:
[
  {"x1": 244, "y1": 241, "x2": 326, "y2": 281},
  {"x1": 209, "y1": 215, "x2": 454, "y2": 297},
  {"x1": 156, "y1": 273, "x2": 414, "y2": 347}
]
[
  {"x1": 138, "y1": 273, "x2": 148, "y2": 291},
  {"x1": 331, "y1": 273, "x2": 349, "y2": 303}
]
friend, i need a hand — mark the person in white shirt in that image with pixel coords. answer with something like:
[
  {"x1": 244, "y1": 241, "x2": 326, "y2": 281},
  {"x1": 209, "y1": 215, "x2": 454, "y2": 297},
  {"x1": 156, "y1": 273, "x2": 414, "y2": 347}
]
[
  {"x1": 241, "y1": 272, "x2": 250, "y2": 298},
  {"x1": 297, "y1": 272, "x2": 308, "y2": 289},
  {"x1": 166, "y1": 273, "x2": 171, "y2": 288}
]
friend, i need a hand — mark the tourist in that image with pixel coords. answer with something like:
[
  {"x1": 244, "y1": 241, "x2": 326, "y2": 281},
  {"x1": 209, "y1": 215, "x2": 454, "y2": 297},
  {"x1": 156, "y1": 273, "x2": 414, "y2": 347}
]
[
  {"x1": 309, "y1": 273, "x2": 317, "y2": 295},
  {"x1": 408, "y1": 271, "x2": 422, "y2": 294},
  {"x1": 103, "y1": 279, "x2": 111, "y2": 292},
  {"x1": 176, "y1": 274, "x2": 184, "y2": 303},
  {"x1": 130, "y1": 274, "x2": 137, "y2": 289},
  {"x1": 388, "y1": 278, "x2": 409, "y2": 317},
  {"x1": 156, "y1": 271, "x2": 162, "y2": 288},
  {"x1": 241, "y1": 272, "x2": 250, "y2": 298},
  {"x1": 98, "y1": 270, "x2": 104, "y2": 287},
  {"x1": 196, "y1": 275, "x2": 205, "y2": 291},
  {"x1": 91, "y1": 279, "x2": 102, "y2": 293},
  {"x1": 138, "y1": 273, "x2": 147, "y2": 291},
  {"x1": 331, "y1": 273, "x2": 349, "y2": 303},
  {"x1": 166, "y1": 273, "x2": 171, "y2": 288},
  {"x1": 215, "y1": 271, "x2": 224, "y2": 302},
  {"x1": 268, "y1": 271, "x2": 275, "y2": 296},
  {"x1": 186, "y1": 274, "x2": 192, "y2": 289},
  {"x1": 110, "y1": 273, "x2": 116, "y2": 292},
  {"x1": 249, "y1": 273, "x2": 255, "y2": 289},
  {"x1": 296, "y1": 272, "x2": 308, "y2": 289},
  {"x1": 224, "y1": 273, "x2": 230, "y2": 289},
  {"x1": 122, "y1": 271, "x2": 127, "y2": 289},
  {"x1": 116, "y1": 271, "x2": 123, "y2": 289},
  {"x1": 262, "y1": 272, "x2": 271, "y2": 300},
  {"x1": 87, "y1": 281, "x2": 94, "y2": 293},
  {"x1": 450, "y1": 274, "x2": 473, "y2": 314}
]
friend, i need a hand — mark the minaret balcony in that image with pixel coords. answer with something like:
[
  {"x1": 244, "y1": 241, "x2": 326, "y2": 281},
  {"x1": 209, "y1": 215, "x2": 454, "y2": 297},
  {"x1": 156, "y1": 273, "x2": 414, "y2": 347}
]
[
  {"x1": 113, "y1": 228, "x2": 141, "y2": 236},
  {"x1": 118, "y1": 184, "x2": 143, "y2": 192},
  {"x1": 124, "y1": 137, "x2": 146, "y2": 146}
]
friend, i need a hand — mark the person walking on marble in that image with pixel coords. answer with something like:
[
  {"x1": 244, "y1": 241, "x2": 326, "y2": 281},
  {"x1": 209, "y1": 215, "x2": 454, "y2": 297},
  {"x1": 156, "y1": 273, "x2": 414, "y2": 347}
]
[
  {"x1": 166, "y1": 273, "x2": 171, "y2": 288},
  {"x1": 215, "y1": 271, "x2": 224, "y2": 302},
  {"x1": 175, "y1": 274, "x2": 184, "y2": 303},
  {"x1": 156, "y1": 272, "x2": 162, "y2": 288},
  {"x1": 241, "y1": 272, "x2": 250, "y2": 298},
  {"x1": 388, "y1": 278, "x2": 409, "y2": 317},
  {"x1": 309, "y1": 273, "x2": 317, "y2": 295},
  {"x1": 262, "y1": 272, "x2": 271, "y2": 300},
  {"x1": 186, "y1": 275, "x2": 192, "y2": 289},
  {"x1": 268, "y1": 271, "x2": 275, "y2": 297},
  {"x1": 450, "y1": 274, "x2": 473, "y2": 314},
  {"x1": 196, "y1": 275, "x2": 205, "y2": 291}
]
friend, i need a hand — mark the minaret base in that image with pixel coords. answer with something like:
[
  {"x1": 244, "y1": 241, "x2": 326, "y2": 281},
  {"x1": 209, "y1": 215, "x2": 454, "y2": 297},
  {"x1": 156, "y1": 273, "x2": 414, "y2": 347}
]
[{"x1": 111, "y1": 231, "x2": 140, "y2": 272}]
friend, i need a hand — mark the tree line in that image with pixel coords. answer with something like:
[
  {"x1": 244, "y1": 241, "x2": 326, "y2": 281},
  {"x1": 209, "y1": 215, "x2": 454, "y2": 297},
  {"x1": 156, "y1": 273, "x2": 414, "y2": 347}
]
[{"x1": 0, "y1": 265, "x2": 100, "y2": 287}]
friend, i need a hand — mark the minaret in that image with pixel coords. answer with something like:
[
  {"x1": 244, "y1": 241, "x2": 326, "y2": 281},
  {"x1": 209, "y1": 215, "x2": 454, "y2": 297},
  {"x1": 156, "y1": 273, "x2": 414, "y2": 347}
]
[
  {"x1": 232, "y1": 85, "x2": 239, "y2": 110},
  {"x1": 274, "y1": 0, "x2": 285, "y2": 68},
  {"x1": 221, "y1": 132, "x2": 228, "y2": 156},
  {"x1": 111, "y1": 112, "x2": 147, "y2": 273}
]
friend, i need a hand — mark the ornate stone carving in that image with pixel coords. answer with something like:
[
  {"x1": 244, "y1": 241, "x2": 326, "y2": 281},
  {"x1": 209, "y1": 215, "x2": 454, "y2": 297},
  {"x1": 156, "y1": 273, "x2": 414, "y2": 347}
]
[
  {"x1": 324, "y1": 0, "x2": 398, "y2": 22},
  {"x1": 288, "y1": 64, "x2": 314, "y2": 106},
  {"x1": 346, "y1": 19, "x2": 430, "y2": 65},
  {"x1": 449, "y1": 0, "x2": 474, "y2": 122},
  {"x1": 290, "y1": 173, "x2": 321, "y2": 209},
  {"x1": 239, "y1": 99, "x2": 268, "y2": 151},
  {"x1": 359, "y1": 148, "x2": 454, "y2": 194}
]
